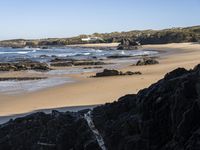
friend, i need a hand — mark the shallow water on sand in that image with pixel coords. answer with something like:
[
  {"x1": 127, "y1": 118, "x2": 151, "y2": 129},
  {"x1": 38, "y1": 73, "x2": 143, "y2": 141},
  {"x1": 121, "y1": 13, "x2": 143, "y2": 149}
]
[
  {"x1": 0, "y1": 77, "x2": 74, "y2": 94},
  {"x1": 0, "y1": 47, "x2": 158, "y2": 94}
]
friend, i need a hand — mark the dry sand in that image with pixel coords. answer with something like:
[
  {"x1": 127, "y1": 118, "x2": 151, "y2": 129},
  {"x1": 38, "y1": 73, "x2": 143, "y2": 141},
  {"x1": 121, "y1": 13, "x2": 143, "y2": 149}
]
[{"x1": 0, "y1": 43, "x2": 200, "y2": 116}]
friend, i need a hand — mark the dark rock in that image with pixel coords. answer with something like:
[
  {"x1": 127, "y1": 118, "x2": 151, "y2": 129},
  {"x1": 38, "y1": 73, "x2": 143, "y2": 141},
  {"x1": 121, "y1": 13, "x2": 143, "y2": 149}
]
[
  {"x1": 50, "y1": 58, "x2": 108, "y2": 67},
  {"x1": 39, "y1": 55, "x2": 49, "y2": 58},
  {"x1": 50, "y1": 58, "x2": 75, "y2": 63},
  {"x1": 0, "y1": 77, "x2": 47, "y2": 81},
  {"x1": 0, "y1": 112, "x2": 101, "y2": 150},
  {"x1": 95, "y1": 69, "x2": 119, "y2": 77},
  {"x1": 123, "y1": 71, "x2": 142, "y2": 75},
  {"x1": 84, "y1": 140, "x2": 102, "y2": 150},
  {"x1": 117, "y1": 39, "x2": 141, "y2": 50},
  {"x1": 164, "y1": 67, "x2": 188, "y2": 80},
  {"x1": 0, "y1": 61, "x2": 50, "y2": 72},
  {"x1": 2, "y1": 64, "x2": 200, "y2": 149},
  {"x1": 92, "y1": 64, "x2": 200, "y2": 150},
  {"x1": 73, "y1": 61, "x2": 106, "y2": 66},
  {"x1": 107, "y1": 55, "x2": 132, "y2": 59},
  {"x1": 50, "y1": 62, "x2": 73, "y2": 67},
  {"x1": 136, "y1": 57, "x2": 159, "y2": 66},
  {"x1": 83, "y1": 66, "x2": 103, "y2": 69},
  {"x1": 40, "y1": 46, "x2": 49, "y2": 49},
  {"x1": 92, "y1": 69, "x2": 142, "y2": 77}
]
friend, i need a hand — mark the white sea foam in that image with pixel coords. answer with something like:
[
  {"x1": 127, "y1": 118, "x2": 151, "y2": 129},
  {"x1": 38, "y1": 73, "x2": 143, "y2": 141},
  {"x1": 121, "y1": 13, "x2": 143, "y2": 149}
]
[
  {"x1": 121, "y1": 50, "x2": 125, "y2": 55},
  {"x1": 0, "y1": 51, "x2": 29, "y2": 54},
  {"x1": 31, "y1": 50, "x2": 37, "y2": 53},
  {"x1": 83, "y1": 52, "x2": 91, "y2": 55}
]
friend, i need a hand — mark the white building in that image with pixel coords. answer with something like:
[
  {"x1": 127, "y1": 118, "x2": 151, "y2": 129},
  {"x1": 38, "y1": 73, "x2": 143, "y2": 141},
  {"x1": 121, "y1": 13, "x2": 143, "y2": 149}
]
[{"x1": 81, "y1": 37, "x2": 102, "y2": 42}]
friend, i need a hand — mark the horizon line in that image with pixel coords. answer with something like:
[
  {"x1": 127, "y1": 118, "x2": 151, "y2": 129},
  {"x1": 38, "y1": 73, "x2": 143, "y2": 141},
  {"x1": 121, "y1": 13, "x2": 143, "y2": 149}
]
[{"x1": 1, "y1": 24, "x2": 200, "y2": 41}]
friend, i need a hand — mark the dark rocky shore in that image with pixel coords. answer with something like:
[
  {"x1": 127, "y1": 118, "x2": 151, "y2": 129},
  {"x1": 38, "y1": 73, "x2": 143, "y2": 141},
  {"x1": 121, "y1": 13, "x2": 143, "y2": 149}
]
[
  {"x1": 0, "y1": 111, "x2": 101, "y2": 150},
  {"x1": 1, "y1": 64, "x2": 200, "y2": 150},
  {"x1": 117, "y1": 39, "x2": 141, "y2": 50},
  {"x1": 0, "y1": 60, "x2": 50, "y2": 72},
  {"x1": 92, "y1": 69, "x2": 142, "y2": 77},
  {"x1": 50, "y1": 58, "x2": 109, "y2": 67},
  {"x1": 135, "y1": 57, "x2": 159, "y2": 66},
  {"x1": 0, "y1": 77, "x2": 47, "y2": 81}
]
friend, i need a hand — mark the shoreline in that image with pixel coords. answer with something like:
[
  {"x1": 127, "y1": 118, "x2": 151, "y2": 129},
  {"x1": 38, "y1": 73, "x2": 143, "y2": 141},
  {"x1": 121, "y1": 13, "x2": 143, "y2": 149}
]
[
  {"x1": 0, "y1": 43, "x2": 200, "y2": 117},
  {"x1": 0, "y1": 104, "x2": 98, "y2": 124}
]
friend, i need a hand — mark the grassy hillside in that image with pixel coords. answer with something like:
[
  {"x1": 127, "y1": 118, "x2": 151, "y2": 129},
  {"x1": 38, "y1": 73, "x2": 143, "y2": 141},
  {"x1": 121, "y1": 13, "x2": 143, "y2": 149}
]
[{"x1": 0, "y1": 25, "x2": 200, "y2": 48}]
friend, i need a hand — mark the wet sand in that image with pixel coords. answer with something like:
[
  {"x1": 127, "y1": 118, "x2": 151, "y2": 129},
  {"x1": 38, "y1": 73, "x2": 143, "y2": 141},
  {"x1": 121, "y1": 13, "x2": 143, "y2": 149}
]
[{"x1": 0, "y1": 43, "x2": 200, "y2": 116}]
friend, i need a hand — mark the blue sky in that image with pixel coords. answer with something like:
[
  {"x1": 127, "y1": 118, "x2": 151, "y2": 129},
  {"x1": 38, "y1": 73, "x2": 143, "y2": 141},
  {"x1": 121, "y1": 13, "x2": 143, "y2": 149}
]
[{"x1": 0, "y1": 0, "x2": 200, "y2": 40}]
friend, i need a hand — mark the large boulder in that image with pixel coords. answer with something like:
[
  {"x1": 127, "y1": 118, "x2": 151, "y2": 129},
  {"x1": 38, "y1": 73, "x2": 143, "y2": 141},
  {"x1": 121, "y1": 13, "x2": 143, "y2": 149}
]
[
  {"x1": 95, "y1": 69, "x2": 120, "y2": 77},
  {"x1": 93, "y1": 69, "x2": 141, "y2": 77},
  {"x1": 117, "y1": 39, "x2": 141, "y2": 50},
  {"x1": 92, "y1": 64, "x2": 200, "y2": 150},
  {"x1": 0, "y1": 111, "x2": 101, "y2": 150},
  {"x1": 136, "y1": 57, "x2": 159, "y2": 66}
]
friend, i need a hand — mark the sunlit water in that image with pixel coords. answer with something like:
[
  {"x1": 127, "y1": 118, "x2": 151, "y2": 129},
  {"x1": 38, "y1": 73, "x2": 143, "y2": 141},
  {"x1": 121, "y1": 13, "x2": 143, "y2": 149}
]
[{"x1": 0, "y1": 47, "x2": 158, "y2": 94}]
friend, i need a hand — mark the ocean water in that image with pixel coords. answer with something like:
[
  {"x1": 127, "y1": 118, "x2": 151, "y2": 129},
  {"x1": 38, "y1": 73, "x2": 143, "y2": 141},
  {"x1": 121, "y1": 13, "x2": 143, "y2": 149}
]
[
  {"x1": 0, "y1": 47, "x2": 158, "y2": 62},
  {"x1": 0, "y1": 77, "x2": 74, "y2": 94},
  {"x1": 0, "y1": 47, "x2": 158, "y2": 93}
]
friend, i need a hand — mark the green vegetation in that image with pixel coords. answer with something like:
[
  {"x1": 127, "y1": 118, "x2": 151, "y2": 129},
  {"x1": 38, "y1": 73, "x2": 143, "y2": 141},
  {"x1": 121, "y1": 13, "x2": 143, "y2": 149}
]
[{"x1": 0, "y1": 25, "x2": 200, "y2": 48}]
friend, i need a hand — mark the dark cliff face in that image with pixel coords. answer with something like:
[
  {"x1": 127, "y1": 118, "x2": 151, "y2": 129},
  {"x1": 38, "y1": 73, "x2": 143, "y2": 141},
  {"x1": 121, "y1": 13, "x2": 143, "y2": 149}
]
[
  {"x1": 1, "y1": 65, "x2": 200, "y2": 150},
  {"x1": 93, "y1": 65, "x2": 200, "y2": 150}
]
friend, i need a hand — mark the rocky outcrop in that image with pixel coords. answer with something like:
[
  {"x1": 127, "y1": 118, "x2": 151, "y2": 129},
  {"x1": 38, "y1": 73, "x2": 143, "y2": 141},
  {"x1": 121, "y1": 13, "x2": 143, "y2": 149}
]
[
  {"x1": 1, "y1": 65, "x2": 200, "y2": 149},
  {"x1": 92, "y1": 69, "x2": 142, "y2": 77},
  {"x1": 0, "y1": 61, "x2": 50, "y2": 72},
  {"x1": 136, "y1": 57, "x2": 159, "y2": 66},
  {"x1": 83, "y1": 66, "x2": 103, "y2": 69},
  {"x1": 92, "y1": 65, "x2": 200, "y2": 150},
  {"x1": 107, "y1": 55, "x2": 132, "y2": 59},
  {"x1": 0, "y1": 77, "x2": 47, "y2": 81},
  {"x1": 0, "y1": 111, "x2": 101, "y2": 150},
  {"x1": 50, "y1": 58, "x2": 108, "y2": 67},
  {"x1": 117, "y1": 39, "x2": 141, "y2": 50}
]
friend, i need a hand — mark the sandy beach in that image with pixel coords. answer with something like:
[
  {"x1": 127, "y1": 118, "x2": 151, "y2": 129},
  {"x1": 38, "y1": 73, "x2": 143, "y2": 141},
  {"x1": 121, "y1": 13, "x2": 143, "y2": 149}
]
[{"x1": 0, "y1": 42, "x2": 200, "y2": 116}]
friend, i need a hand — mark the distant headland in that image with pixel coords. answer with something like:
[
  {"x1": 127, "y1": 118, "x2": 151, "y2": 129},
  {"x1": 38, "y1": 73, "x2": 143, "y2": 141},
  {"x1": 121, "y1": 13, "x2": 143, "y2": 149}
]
[{"x1": 0, "y1": 25, "x2": 199, "y2": 49}]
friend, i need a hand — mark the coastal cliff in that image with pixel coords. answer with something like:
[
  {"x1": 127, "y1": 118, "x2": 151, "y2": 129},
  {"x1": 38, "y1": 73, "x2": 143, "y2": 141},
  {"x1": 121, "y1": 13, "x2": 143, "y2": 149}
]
[{"x1": 1, "y1": 64, "x2": 200, "y2": 149}]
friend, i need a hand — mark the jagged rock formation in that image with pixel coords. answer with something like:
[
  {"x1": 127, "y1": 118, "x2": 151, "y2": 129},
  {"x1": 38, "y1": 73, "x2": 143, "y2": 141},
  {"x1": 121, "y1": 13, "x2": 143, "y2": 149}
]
[
  {"x1": 0, "y1": 60, "x2": 50, "y2": 71},
  {"x1": 0, "y1": 77, "x2": 47, "y2": 81},
  {"x1": 117, "y1": 39, "x2": 141, "y2": 50},
  {"x1": 92, "y1": 65, "x2": 200, "y2": 150},
  {"x1": 50, "y1": 58, "x2": 107, "y2": 67},
  {"x1": 92, "y1": 69, "x2": 141, "y2": 77},
  {"x1": 1, "y1": 65, "x2": 200, "y2": 149},
  {"x1": 0, "y1": 111, "x2": 101, "y2": 150},
  {"x1": 136, "y1": 57, "x2": 159, "y2": 66}
]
